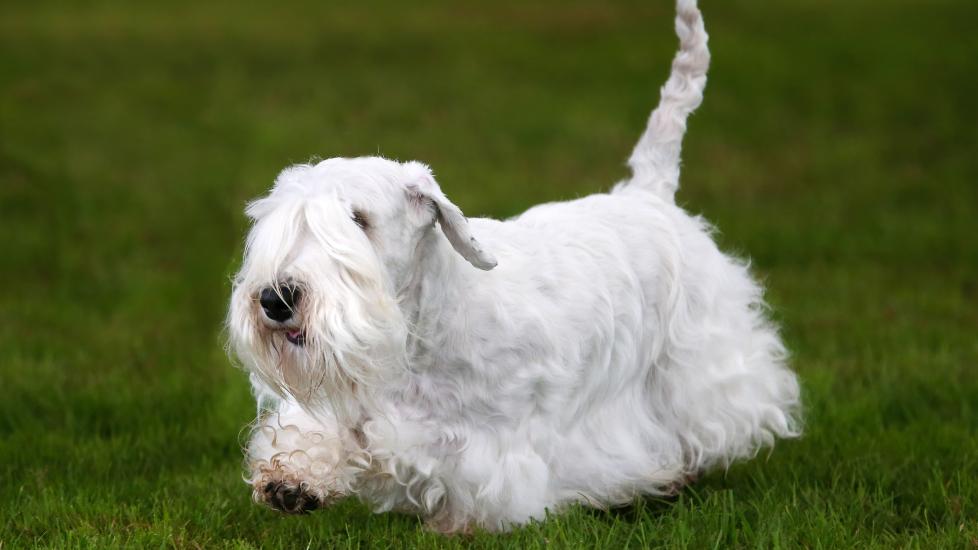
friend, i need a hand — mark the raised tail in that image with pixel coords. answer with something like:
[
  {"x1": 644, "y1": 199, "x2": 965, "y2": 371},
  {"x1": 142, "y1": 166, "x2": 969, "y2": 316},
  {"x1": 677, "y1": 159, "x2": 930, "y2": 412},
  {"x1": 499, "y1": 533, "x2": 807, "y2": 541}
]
[{"x1": 622, "y1": 0, "x2": 710, "y2": 201}]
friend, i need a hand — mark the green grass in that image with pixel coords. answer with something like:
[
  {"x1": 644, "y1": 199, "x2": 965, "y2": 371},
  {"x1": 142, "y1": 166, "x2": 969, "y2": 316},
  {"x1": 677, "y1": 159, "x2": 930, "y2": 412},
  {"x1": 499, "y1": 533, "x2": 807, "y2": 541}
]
[{"x1": 2, "y1": 0, "x2": 976, "y2": 547}]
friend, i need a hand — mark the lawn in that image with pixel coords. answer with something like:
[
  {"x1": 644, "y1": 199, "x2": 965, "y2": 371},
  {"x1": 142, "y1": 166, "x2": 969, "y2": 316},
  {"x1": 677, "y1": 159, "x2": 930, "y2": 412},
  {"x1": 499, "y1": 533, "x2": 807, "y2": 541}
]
[{"x1": 1, "y1": 0, "x2": 976, "y2": 547}]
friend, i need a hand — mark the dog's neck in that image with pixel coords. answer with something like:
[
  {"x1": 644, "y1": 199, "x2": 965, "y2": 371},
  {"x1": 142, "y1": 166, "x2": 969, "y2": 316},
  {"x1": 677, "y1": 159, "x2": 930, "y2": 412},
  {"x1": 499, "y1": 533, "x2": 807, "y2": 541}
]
[{"x1": 398, "y1": 226, "x2": 481, "y2": 366}]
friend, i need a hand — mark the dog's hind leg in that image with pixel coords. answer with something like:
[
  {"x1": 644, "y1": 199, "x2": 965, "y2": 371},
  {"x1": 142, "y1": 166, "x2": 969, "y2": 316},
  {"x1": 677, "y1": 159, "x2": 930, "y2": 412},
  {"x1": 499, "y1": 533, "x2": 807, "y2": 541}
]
[{"x1": 623, "y1": 0, "x2": 710, "y2": 201}]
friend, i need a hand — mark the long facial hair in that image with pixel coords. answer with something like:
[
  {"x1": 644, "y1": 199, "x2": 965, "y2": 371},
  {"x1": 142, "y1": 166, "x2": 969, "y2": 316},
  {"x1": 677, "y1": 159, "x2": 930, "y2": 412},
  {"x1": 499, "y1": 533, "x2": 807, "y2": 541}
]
[{"x1": 228, "y1": 194, "x2": 408, "y2": 423}]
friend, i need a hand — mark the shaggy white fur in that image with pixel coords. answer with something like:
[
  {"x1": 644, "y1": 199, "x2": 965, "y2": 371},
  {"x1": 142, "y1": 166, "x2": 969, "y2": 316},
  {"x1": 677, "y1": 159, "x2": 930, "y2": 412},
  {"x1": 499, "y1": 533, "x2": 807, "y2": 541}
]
[{"x1": 228, "y1": 0, "x2": 801, "y2": 533}]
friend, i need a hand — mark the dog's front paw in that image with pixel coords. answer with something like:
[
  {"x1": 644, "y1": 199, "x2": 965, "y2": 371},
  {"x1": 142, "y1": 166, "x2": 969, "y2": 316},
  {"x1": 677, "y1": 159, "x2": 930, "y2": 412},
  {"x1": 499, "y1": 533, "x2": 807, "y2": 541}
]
[
  {"x1": 250, "y1": 459, "x2": 348, "y2": 514},
  {"x1": 261, "y1": 480, "x2": 322, "y2": 514}
]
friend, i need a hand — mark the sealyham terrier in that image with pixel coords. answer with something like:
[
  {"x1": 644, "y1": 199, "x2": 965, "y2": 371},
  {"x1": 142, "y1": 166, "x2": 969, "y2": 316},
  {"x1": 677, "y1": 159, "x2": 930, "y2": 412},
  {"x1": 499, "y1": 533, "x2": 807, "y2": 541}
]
[{"x1": 227, "y1": 0, "x2": 801, "y2": 533}]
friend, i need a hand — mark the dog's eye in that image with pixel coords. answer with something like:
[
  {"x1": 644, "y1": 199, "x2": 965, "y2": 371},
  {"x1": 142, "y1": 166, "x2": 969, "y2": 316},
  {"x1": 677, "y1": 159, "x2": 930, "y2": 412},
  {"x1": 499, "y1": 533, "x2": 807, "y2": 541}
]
[{"x1": 352, "y1": 210, "x2": 369, "y2": 230}]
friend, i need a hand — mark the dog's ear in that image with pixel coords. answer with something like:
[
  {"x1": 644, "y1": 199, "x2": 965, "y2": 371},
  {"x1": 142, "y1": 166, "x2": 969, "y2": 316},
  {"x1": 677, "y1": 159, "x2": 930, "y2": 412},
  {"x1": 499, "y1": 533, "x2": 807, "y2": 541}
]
[{"x1": 403, "y1": 161, "x2": 497, "y2": 271}]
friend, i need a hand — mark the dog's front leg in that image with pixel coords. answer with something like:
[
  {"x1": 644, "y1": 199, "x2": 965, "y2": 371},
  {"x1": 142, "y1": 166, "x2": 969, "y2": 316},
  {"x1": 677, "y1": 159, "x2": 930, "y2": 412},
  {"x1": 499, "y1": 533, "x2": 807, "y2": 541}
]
[{"x1": 246, "y1": 398, "x2": 359, "y2": 514}]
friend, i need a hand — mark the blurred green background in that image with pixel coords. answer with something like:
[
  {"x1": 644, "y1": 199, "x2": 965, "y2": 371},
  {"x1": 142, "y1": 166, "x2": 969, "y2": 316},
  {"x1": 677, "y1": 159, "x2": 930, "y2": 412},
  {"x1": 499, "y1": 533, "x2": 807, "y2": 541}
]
[{"x1": 1, "y1": 0, "x2": 976, "y2": 547}]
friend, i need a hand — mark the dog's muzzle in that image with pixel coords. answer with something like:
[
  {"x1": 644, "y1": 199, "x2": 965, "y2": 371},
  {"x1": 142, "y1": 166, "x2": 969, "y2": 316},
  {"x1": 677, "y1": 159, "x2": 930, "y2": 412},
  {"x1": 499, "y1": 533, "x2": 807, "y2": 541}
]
[{"x1": 259, "y1": 284, "x2": 306, "y2": 346}]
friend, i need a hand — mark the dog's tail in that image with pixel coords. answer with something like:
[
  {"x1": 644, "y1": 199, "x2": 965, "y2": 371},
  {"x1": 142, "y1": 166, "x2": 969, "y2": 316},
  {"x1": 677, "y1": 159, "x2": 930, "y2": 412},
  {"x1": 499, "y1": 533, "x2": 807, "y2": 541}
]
[{"x1": 620, "y1": 0, "x2": 709, "y2": 201}]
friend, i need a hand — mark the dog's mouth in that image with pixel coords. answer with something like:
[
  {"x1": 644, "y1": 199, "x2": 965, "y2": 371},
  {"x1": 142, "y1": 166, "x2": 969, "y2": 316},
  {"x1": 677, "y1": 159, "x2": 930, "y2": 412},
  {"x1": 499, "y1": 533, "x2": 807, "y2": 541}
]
[{"x1": 285, "y1": 330, "x2": 305, "y2": 346}]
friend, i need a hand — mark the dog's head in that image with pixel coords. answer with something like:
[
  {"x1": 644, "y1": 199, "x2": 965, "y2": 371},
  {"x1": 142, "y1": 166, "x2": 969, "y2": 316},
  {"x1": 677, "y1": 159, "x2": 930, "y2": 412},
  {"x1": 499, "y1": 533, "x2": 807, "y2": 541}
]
[{"x1": 227, "y1": 157, "x2": 494, "y2": 415}]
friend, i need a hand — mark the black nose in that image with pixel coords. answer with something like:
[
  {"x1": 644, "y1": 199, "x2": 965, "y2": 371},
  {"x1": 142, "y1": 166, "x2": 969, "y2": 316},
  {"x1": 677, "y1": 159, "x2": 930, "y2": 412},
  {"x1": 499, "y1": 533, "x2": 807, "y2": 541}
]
[{"x1": 259, "y1": 285, "x2": 301, "y2": 322}]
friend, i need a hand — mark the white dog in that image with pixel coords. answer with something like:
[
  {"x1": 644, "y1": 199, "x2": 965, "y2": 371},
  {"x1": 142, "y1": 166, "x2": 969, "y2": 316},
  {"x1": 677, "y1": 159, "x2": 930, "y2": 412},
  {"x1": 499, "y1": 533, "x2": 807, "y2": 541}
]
[{"x1": 228, "y1": 0, "x2": 800, "y2": 533}]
